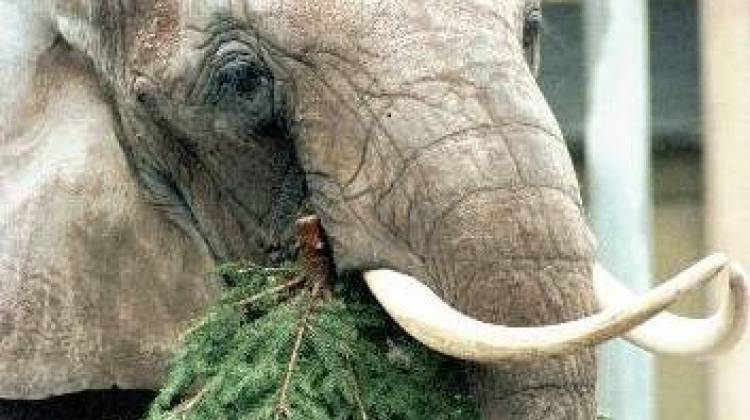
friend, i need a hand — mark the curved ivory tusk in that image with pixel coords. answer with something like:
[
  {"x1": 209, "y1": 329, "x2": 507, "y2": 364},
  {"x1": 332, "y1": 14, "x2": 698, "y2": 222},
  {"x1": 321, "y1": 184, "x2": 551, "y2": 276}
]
[
  {"x1": 594, "y1": 261, "x2": 748, "y2": 356},
  {"x1": 364, "y1": 254, "x2": 732, "y2": 363}
]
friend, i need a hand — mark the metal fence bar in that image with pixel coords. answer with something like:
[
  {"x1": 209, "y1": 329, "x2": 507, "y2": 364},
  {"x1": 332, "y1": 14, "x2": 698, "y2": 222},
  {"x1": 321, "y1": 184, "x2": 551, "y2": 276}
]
[{"x1": 583, "y1": 1, "x2": 655, "y2": 419}]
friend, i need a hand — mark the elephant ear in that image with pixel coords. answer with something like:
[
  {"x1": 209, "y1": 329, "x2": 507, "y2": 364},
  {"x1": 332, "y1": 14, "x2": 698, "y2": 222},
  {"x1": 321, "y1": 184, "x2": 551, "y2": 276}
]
[{"x1": 0, "y1": 5, "x2": 220, "y2": 399}]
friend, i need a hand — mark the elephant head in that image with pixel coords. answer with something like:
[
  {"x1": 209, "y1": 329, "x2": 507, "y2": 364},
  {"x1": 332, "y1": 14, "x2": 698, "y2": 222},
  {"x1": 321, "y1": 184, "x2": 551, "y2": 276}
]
[{"x1": 0, "y1": 1, "x2": 746, "y2": 419}]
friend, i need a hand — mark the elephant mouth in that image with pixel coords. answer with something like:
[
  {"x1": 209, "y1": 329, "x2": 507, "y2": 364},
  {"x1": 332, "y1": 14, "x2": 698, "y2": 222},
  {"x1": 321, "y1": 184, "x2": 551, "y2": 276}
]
[{"x1": 361, "y1": 254, "x2": 748, "y2": 362}]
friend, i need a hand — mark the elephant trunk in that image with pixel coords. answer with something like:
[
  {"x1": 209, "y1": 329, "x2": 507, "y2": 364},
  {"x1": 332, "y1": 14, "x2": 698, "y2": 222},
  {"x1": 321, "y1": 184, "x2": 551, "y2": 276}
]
[
  {"x1": 297, "y1": 50, "x2": 601, "y2": 416},
  {"x1": 318, "y1": 102, "x2": 599, "y2": 417},
  {"x1": 415, "y1": 186, "x2": 598, "y2": 419},
  {"x1": 293, "y1": 28, "x2": 745, "y2": 416}
]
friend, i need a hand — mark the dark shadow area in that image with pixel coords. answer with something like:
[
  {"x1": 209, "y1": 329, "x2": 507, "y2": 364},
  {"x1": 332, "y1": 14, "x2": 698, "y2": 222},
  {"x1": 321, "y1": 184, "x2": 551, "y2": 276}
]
[{"x1": 0, "y1": 390, "x2": 156, "y2": 420}]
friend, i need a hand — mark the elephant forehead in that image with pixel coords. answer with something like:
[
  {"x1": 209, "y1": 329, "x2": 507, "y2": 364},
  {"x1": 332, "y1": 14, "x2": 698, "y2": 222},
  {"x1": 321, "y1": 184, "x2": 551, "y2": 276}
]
[{"x1": 246, "y1": 0, "x2": 525, "y2": 59}]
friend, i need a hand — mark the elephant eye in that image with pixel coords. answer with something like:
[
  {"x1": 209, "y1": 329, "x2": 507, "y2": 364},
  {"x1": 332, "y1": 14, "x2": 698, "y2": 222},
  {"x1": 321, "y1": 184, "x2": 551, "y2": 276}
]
[
  {"x1": 204, "y1": 54, "x2": 285, "y2": 136},
  {"x1": 209, "y1": 59, "x2": 273, "y2": 106},
  {"x1": 522, "y1": 7, "x2": 543, "y2": 76}
]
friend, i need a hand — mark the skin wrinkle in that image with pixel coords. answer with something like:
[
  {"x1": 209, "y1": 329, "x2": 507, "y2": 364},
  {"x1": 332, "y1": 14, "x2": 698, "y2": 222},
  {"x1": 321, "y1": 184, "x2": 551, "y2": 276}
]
[
  {"x1": 340, "y1": 104, "x2": 380, "y2": 192},
  {"x1": 354, "y1": 87, "x2": 564, "y2": 199},
  {"x1": 294, "y1": 25, "x2": 516, "y2": 223},
  {"x1": 126, "y1": 97, "x2": 232, "y2": 258},
  {"x1": 308, "y1": 64, "x2": 409, "y2": 170},
  {"x1": 318, "y1": 179, "x2": 425, "y2": 274},
  {"x1": 297, "y1": 59, "x2": 390, "y2": 193},
  {"x1": 280, "y1": 7, "x2": 524, "y2": 199},
  {"x1": 375, "y1": 125, "x2": 520, "y2": 207},
  {"x1": 437, "y1": 221, "x2": 593, "y2": 275},
  {"x1": 438, "y1": 231, "x2": 582, "y2": 326},
  {"x1": 185, "y1": 28, "x2": 272, "y2": 103},
  {"x1": 330, "y1": 65, "x2": 570, "y2": 214},
  {"x1": 292, "y1": 86, "x2": 414, "y2": 247},
  {"x1": 304, "y1": 55, "x2": 420, "y2": 193},
  {"x1": 305, "y1": 162, "x2": 394, "y2": 240},
  {"x1": 488, "y1": 384, "x2": 596, "y2": 407},
  {"x1": 540, "y1": 259, "x2": 567, "y2": 323},
  {"x1": 112, "y1": 105, "x2": 217, "y2": 259},
  {"x1": 422, "y1": 185, "x2": 571, "y2": 248}
]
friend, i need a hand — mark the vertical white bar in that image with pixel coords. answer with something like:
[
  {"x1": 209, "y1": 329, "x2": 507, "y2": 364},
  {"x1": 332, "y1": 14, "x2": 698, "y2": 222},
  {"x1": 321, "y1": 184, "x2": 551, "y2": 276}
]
[
  {"x1": 583, "y1": 1, "x2": 654, "y2": 420},
  {"x1": 702, "y1": 1, "x2": 750, "y2": 419}
]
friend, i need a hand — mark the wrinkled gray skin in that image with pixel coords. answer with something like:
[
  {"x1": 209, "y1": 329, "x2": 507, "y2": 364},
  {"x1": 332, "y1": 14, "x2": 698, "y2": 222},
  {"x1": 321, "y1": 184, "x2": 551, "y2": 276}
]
[{"x1": 1, "y1": 1, "x2": 597, "y2": 419}]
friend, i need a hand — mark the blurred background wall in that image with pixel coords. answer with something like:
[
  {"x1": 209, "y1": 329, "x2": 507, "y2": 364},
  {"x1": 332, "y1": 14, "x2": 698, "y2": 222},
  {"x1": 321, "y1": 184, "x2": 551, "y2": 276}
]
[{"x1": 539, "y1": 1, "x2": 749, "y2": 419}]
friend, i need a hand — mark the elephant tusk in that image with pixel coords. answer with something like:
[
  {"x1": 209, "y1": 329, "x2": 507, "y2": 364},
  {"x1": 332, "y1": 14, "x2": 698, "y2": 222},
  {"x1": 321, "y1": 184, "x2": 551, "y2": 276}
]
[
  {"x1": 363, "y1": 254, "x2": 736, "y2": 363},
  {"x1": 594, "y1": 261, "x2": 748, "y2": 357}
]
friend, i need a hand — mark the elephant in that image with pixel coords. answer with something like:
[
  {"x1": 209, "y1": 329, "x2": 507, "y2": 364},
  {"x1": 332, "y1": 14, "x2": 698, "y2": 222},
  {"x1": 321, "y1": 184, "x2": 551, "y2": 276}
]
[{"x1": 0, "y1": 0, "x2": 747, "y2": 419}]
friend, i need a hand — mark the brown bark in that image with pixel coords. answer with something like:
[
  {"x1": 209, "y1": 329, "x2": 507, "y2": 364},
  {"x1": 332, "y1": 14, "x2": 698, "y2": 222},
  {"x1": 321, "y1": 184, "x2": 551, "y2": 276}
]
[{"x1": 295, "y1": 215, "x2": 335, "y2": 294}]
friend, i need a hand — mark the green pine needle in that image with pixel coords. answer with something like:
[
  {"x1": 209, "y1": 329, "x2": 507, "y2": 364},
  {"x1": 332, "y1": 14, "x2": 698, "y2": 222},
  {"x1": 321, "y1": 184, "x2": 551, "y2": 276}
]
[{"x1": 146, "y1": 263, "x2": 477, "y2": 420}]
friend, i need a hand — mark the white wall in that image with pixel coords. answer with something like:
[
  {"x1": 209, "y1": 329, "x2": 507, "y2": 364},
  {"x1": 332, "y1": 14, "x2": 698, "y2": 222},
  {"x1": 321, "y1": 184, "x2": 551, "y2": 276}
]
[{"x1": 702, "y1": 1, "x2": 750, "y2": 419}]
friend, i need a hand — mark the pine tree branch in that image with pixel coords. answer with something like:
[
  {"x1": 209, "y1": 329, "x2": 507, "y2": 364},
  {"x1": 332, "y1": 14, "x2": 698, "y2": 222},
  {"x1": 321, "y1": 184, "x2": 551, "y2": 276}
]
[
  {"x1": 178, "y1": 317, "x2": 209, "y2": 342},
  {"x1": 170, "y1": 385, "x2": 208, "y2": 418},
  {"x1": 347, "y1": 357, "x2": 369, "y2": 420},
  {"x1": 275, "y1": 282, "x2": 323, "y2": 419},
  {"x1": 232, "y1": 275, "x2": 305, "y2": 307},
  {"x1": 179, "y1": 275, "x2": 305, "y2": 340}
]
